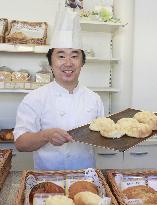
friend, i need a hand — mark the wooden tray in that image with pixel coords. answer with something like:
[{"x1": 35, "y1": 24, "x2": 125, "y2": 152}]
[
  {"x1": 69, "y1": 108, "x2": 157, "y2": 152},
  {"x1": 107, "y1": 169, "x2": 157, "y2": 205},
  {"x1": 13, "y1": 169, "x2": 118, "y2": 205}
]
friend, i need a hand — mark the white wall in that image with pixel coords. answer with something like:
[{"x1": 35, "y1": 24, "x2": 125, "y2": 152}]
[
  {"x1": 111, "y1": 0, "x2": 134, "y2": 112},
  {"x1": 132, "y1": 0, "x2": 157, "y2": 111}
]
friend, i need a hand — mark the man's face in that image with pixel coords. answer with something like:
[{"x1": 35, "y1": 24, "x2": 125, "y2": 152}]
[{"x1": 51, "y1": 48, "x2": 83, "y2": 87}]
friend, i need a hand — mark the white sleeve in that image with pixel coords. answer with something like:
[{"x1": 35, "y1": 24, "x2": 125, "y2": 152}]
[{"x1": 13, "y1": 100, "x2": 41, "y2": 141}]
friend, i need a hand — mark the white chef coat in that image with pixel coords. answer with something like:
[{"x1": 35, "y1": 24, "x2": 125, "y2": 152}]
[{"x1": 14, "y1": 81, "x2": 104, "y2": 170}]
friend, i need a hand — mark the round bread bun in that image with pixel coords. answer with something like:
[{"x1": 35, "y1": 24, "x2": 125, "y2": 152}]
[
  {"x1": 74, "y1": 191, "x2": 102, "y2": 205},
  {"x1": 46, "y1": 195, "x2": 75, "y2": 205},
  {"x1": 117, "y1": 118, "x2": 152, "y2": 138},
  {"x1": 68, "y1": 181, "x2": 98, "y2": 199},
  {"x1": 117, "y1": 118, "x2": 139, "y2": 126},
  {"x1": 100, "y1": 124, "x2": 125, "y2": 138},
  {"x1": 29, "y1": 182, "x2": 64, "y2": 205},
  {"x1": 89, "y1": 117, "x2": 115, "y2": 132},
  {"x1": 134, "y1": 111, "x2": 157, "y2": 130},
  {"x1": 122, "y1": 185, "x2": 157, "y2": 204}
]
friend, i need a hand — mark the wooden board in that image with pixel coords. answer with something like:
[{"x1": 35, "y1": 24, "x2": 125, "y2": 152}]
[{"x1": 68, "y1": 108, "x2": 157, "y2": 152}]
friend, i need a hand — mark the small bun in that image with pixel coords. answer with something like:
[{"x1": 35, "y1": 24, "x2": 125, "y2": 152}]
[
  {"x1": 89, "y1": 117, "x2": 115, "y2": 132},
  {"x1": 134, "y1": 111, "x2": 157, "y2": 130},
  {"x1": 68, "y1": 181, "x2": 98, "y2": 199},
  {"x1": 29, "y1": 182, "x2": 64, "y2": 205},
  {"x1": 74, "y1": 191, "x2": 102, "y2": 205},
  {"x1": 46, "y1": 195, "x2": 75, "y2": 205}
]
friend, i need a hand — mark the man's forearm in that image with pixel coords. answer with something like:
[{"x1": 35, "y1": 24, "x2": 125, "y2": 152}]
[{"x1": 15, "y1": 131, "x2": 49, "y2": 152}]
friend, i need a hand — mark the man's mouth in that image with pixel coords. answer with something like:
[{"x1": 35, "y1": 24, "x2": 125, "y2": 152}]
[{"x1": 63, "y1": 70, "x2": 73, "y2": 74}]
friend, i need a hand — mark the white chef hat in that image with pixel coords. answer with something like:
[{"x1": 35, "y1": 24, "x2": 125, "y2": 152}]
[{"x1": 50, "y1": 7, "x2": 83, "y2": 49}]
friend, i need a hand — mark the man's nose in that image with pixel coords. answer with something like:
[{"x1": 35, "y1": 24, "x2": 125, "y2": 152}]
[{"x1": 64, "y1": 58, "x2": 72, "y2": 66}]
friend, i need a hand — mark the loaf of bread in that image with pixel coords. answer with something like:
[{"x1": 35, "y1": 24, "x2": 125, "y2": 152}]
[
  {"x1": 134, "y1": 111, "x2": 157, "y2": 130},
  {"x1": 11, "y1": 71, "x2": 30, "y2": 82},
  {"x1": 122, "y1": 185, "x2": 157, "y2": 205},
  {"x1": 29, "y1": 182, "x2": 64, "y2": 205},
  {"x1": 117, "y1": 118, "x2": 152, "y2": 138},
  {"x1": 68, "y1": 181, "x2": 98, "y2": 199},
  {"x1": 89, "y1": 117, "x2": 115, "y2": 132},
  {"x1": 74, "y1": 191, "x2": 102, "y2": 205},
  {"x1": 45, "y1": 195, "x2": 75, "y2": 205}
]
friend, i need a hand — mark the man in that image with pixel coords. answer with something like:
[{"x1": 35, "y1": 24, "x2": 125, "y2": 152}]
[{"x1": 14, "y1": 9, "x2": 104, "y2": 170}]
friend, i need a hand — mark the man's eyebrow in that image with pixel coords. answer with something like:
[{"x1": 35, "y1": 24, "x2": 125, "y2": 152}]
[
  {"x1": 56, "y1": 51, "x2": 65, "y2": 54},
  {"x1": 71, "y1": 50, "x2": 81, "y2": 54}
]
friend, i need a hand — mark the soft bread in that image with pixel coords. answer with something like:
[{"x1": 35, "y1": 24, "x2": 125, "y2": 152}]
[
  {"x1": 100, "y1": 124, "x2": 125, "y2": 138},
  {"x1": 74, "y1": 191, "x2": 102, "y2": 205},
  {"x1": 45, "y1": 195, "x2": 75, "y2": 205},
  {"x1": 29, "y1": 182, "x2": 64, "y2": 205},
  {"x1": 68, "y1": 181, "x2": 98, "y2": 199},
  {"x1": 89, "y1": 117, "x2": 115, "y2": 132},
  {"x1": 134, "y1": 111, "x2": 157, "y2": 130},
  {"x1": 117, "y1": 118, "x2": 152, "y2": 138},
  {"x1": 122, "y1": 185, "x2": 157, "y2": 204}
]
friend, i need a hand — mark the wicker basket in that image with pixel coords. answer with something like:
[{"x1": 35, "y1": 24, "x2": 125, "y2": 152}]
[
  {"x1": 0, "y1": 149, "x2": 12, "y2": 190},
  {"x1": 5, "y1": 20, "x2": 48, "y2": 45},
  {"x1": 13, "y1": 169, "x2": 118, "y2": 205},
  {"x1": 107, "y1": 169, "x2": 157, "y2": 205},
  {"x1": 0, "y1": 18, "x2": 8, "y2": 43}
]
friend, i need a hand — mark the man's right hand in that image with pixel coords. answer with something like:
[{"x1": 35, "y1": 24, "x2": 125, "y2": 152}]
[{"x1": 44, "y1": 128, "x2": 74, "y2": 146}]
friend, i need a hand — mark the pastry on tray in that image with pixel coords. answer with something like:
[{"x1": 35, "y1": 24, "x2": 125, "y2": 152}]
[
  {"x1": 68, "y1": 180, "x2": 98, "y2": 199},
  {"x1": 134, "y1": 111, "x2": 157, "y2": 130},
  {"x1": 89, "y1": 117, "x2": 115, "y2": 132},
  {"x1": 117, "y1": 118, "x2": 152, "y2": 138},
  {"x1": 29, "y1": 182, "x2": 64, "y2": 205}
]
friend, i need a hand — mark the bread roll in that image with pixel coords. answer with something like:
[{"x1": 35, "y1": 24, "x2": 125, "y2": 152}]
[
  {"x1": 134, "y1": 111, "x2": 157, "y2": 130},
  {"x1": 45, "y1": 195, "x2": 75, "y2": 205},
  {"x1": 68, "y1": 181, "x2": 98, "y2": 199},
  {"x1": 123, "y1": 185, "x2": 157, "y2": 204},
  {"x1": 29, "y1": 182, "x2": 64, "y2": 205},
  {"x1": 117, "y1": 118, "x2": 152, "y2": 138},
  {"x1": 89, "y1": 117, "x2": 115, "y2": 132},
  {"x1": 74, "y1": 191, "x2": 102, "y2": 205},
  {"x1": 100, "y1": 124, "x2": 125, "y2": 138}
]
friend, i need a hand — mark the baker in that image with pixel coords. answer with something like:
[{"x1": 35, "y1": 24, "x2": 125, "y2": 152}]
[{"x1": 14, "y1": 8, "x2": 104, "y2": 170}]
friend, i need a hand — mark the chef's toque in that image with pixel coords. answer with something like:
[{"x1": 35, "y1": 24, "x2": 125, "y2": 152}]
[{"x1": 50, "y1": 7, "x2": 83, "y2": 49}]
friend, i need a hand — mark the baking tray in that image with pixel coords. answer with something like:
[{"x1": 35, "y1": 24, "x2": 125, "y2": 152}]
[{"x1": 68, "y1": 108, "x2": 157, "y2": 152}]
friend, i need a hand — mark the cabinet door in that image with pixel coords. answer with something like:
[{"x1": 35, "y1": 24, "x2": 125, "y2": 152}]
[
  {"x1": 124, "y1": 145, "x2": 157, "y2": 169},
  {"x1": 95, "y1": 147, "x2": 124, "y2": 169}
]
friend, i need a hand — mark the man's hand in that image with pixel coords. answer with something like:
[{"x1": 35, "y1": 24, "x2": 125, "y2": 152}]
[{"x1": 44, "y1": 128, "x2": 74, "y2": 146}]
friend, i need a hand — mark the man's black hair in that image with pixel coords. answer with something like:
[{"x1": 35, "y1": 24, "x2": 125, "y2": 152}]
[{"x1": 46, "y1": 48, "x2": 86, "y2": 66}]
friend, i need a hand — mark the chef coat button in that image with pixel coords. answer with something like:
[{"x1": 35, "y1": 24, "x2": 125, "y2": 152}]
[{"x1": 60, "y1": 111, "x2": 65, "y2": 116}]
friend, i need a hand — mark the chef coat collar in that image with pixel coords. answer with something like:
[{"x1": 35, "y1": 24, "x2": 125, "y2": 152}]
[{"x1": 52, "y1": 80, "x2": 80, "y2": 95}]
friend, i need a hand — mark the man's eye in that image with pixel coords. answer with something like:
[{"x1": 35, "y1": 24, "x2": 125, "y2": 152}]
[
  {"x1": 71, "y1": 55, "x2": 78, "y2": 58},
  {"x1": 58, "y1": 55, "x2": 65, "y2": 58}
]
